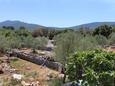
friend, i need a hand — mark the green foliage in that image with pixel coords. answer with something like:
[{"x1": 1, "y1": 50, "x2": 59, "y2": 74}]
[
  {"x1": 0, "y1": 29, "x2": 16, "y2": 37},
  {"x1": 0, "y1": 28, "x2": 48, "y2": 53},
  {"x1": 2, "y1": 26, "x2": 15, "y2": 30},
  {"x1": 8, "y1": 36, "x2": 22, "y2": 49},
  {"x1": 9, "y1": 78, "x2": 21, "y2": 86},
  {"x1": 93, "y1": 25, "x2": 112, "y2": 38},
  {"x1": 95, "y1": 35, "x2": 108, "y2": 47},
  {"x1": 54, "y1": 31, "x2": 81, "y2": 65},
  {"x1": 16, "y1": 36, "x2": 48, "y2": 50},
  {"x1": 112, "y1": 27, "x2": 115, "y2": 32},
  {"x1": 77, "y1": 27, "x2": 92, "y2": 36},
  {"x1": 54, "y1": 31, "x2": 83, "y2": 83},
  {"x1": 78, "y1": 35, "x2": 98, "y2": 51},
  {"x1": 109, "y1": 32, "x2": 115, "y2": 45},
  {"x1": 54, "y1": 31, "x2": 99, "y2": 83},
  {"x1": 67, "y1": 49, "x2": 115, "y2": 86},
  {"x1": 54, "y1": 32, "x2": 100, "y2": 64},
  {"x1": 15, "y1": 28, "x2": 31, "y2": 37},
  {"x1": 0, "y1": 35, "x2": 9, "y2": 52}
]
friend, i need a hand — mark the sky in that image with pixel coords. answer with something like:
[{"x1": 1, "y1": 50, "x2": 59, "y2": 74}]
[{"x1": 0, "y1": 0, "x2": 115, "y2": 27}]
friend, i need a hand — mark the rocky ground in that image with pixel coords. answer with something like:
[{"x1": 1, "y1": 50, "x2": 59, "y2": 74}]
[{"x1": 0, "y1": 48, "x2": 63, "y2": 86}]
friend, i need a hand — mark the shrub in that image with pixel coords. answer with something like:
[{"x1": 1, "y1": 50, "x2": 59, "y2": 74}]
[
  {"x1": 67, "y1": 49, "x2": 115, "y2": 86},
  {"x1": 0, "y1": 35, "x2": 9, "y2": 53},
  {"x1": 109, "y1": 32, "x2": 115, "y2": 45},
  {"x1": 77, "y1": 35, "x2": 98, "y2": 51},
  {"x1": 95, "y1": 35, "x2": 108, "y2": 47},
  {"x1": 9, "y1": 78, "x2": 21, "y2": 86}
]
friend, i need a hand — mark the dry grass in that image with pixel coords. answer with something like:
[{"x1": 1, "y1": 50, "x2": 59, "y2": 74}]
[
  {"x1": 0, "y1": 48, "x2": 60, "y2": 86},
  {"x1": 10, "y1": 58, "x2": 60, "y2": 85},
  {"x1": 0, "y1": 74, "x2": 12, "y2": 86}
]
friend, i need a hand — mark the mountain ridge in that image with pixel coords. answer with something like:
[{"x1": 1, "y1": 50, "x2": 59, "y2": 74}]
[
  {"x1": 0, "y1": 20, "x2": 115, "y2": 30},
  {"x1": 0, "y1": 20, "x2": 45, "y2": 30},
  {"x1": 70, "y1": 22, "x2": 115, "y2": 29}
]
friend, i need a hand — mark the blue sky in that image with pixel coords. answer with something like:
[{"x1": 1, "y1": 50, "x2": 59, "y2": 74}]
[{"x1": 0, "y1": 0, "x2": 115, "y2": 27}]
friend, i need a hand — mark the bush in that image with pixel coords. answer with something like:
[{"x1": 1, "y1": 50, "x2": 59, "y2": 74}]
[
  {"x1": 67, "y1": 49, "x2": 115, "y2": 86},
  {"x1": 77, "y1": 35, "x2": 98, "y2": 51},
  {"x1": 0, "y1": 35, "x2": 9, "y2": 53},
  {"x1": 109, "y1": 32, "x2": 115, "y2": 45},
  {"x1": 54, "y1": 32, "x2": 99, "y2": 64},
  {"x1": 93, "y1": 25, "x2": 112, "y2": 38},
  {"x1": 95, "y1": 35, "x2": 108, "y2": 47},
  {"x1": 9, "y1": 78, "x2": 21, "y2": 86},
  {"x1": 0, "y1": 29, "x2": 48, "y2": 53}
]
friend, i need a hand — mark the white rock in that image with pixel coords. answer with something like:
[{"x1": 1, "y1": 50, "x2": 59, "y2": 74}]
[
  {"x1": 12, "y1": 74, "x2": 24, "y2": 80},
  {"x1": 21, "y1": 81, "x2": 31, "y2": 86},
  {"x1": 58, "y1": 74, "x2": 64, "y2": 78}
]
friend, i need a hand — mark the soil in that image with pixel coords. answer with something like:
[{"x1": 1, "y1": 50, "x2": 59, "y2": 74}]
[
  {"x1": 9, "y1": 58, "x2": 60, "y2": 86},
  {"x1": 0, "y1": 50, "x2": 60, "y2": 86}
]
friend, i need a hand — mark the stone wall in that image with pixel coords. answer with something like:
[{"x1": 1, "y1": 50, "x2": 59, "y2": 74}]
[{"x1": 11, "y1": 50, "x2": 64, "y2": 73}]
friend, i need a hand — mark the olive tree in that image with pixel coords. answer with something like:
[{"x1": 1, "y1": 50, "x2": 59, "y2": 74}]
[
  {"x1": 109, "y1": 32, "x2": 115, "y2": 45},
  {"x1": 54, "y1": 31, "x2": 80, "y2": 83},
  {"x1": 95, "y1": 35, "x2": 108, "y2": 47},
  {"x1": 54, "y1": 31, "x2": 100, "y2": 83},
  {"x1": 77, "y1": 35, "x2": 98, "y2": 51},
  {"x1": 0, "y1": 35, "x2": 9, "y2": 53},
  {"x1": 0, "y1": 28, "x2": 48, "y2": 53}
]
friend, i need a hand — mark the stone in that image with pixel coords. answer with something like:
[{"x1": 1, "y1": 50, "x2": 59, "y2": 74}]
[{"x1": 12, "y1": 74, "x2": 24, "y2": 80}]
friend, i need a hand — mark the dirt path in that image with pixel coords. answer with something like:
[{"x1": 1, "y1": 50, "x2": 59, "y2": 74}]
[{"x1": 46, "y1": 40, "x2": 54, "y2": 48}]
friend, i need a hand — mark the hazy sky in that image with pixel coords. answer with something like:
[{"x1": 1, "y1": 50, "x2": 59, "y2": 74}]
[{"x1": 0, "y1": 0, "x2": 115, "y2": 27}]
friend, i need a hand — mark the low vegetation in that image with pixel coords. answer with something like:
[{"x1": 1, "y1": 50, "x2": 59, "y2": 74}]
[
  {"x1": 0, "y1": 28, "x2": 48, "y2": 53},
  {"x1": 0, "y1": 24, "x2": 115, "y2": 86},
  {"x1": 53, "y1": 25, "x2": 115, "y2": 85}
]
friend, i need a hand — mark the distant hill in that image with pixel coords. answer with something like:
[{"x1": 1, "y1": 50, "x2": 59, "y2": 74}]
[
  {"x1": 0, "y1": 20, "x2": 115, "y2": 30},
  {"x1": 70, "y1": 22, "x2": 115, "y2": 29},
  {"x1": 0, "y1": 20, "x2": 45, "y2": 30}
]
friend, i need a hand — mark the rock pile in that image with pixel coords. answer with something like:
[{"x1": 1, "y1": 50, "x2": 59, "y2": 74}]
[
  {"x1": 21, "y1": 78, "x2": 40, "y2": 86},
  {"x1": 0, "y1": 56, "x2": 11, "y2": 74}
]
